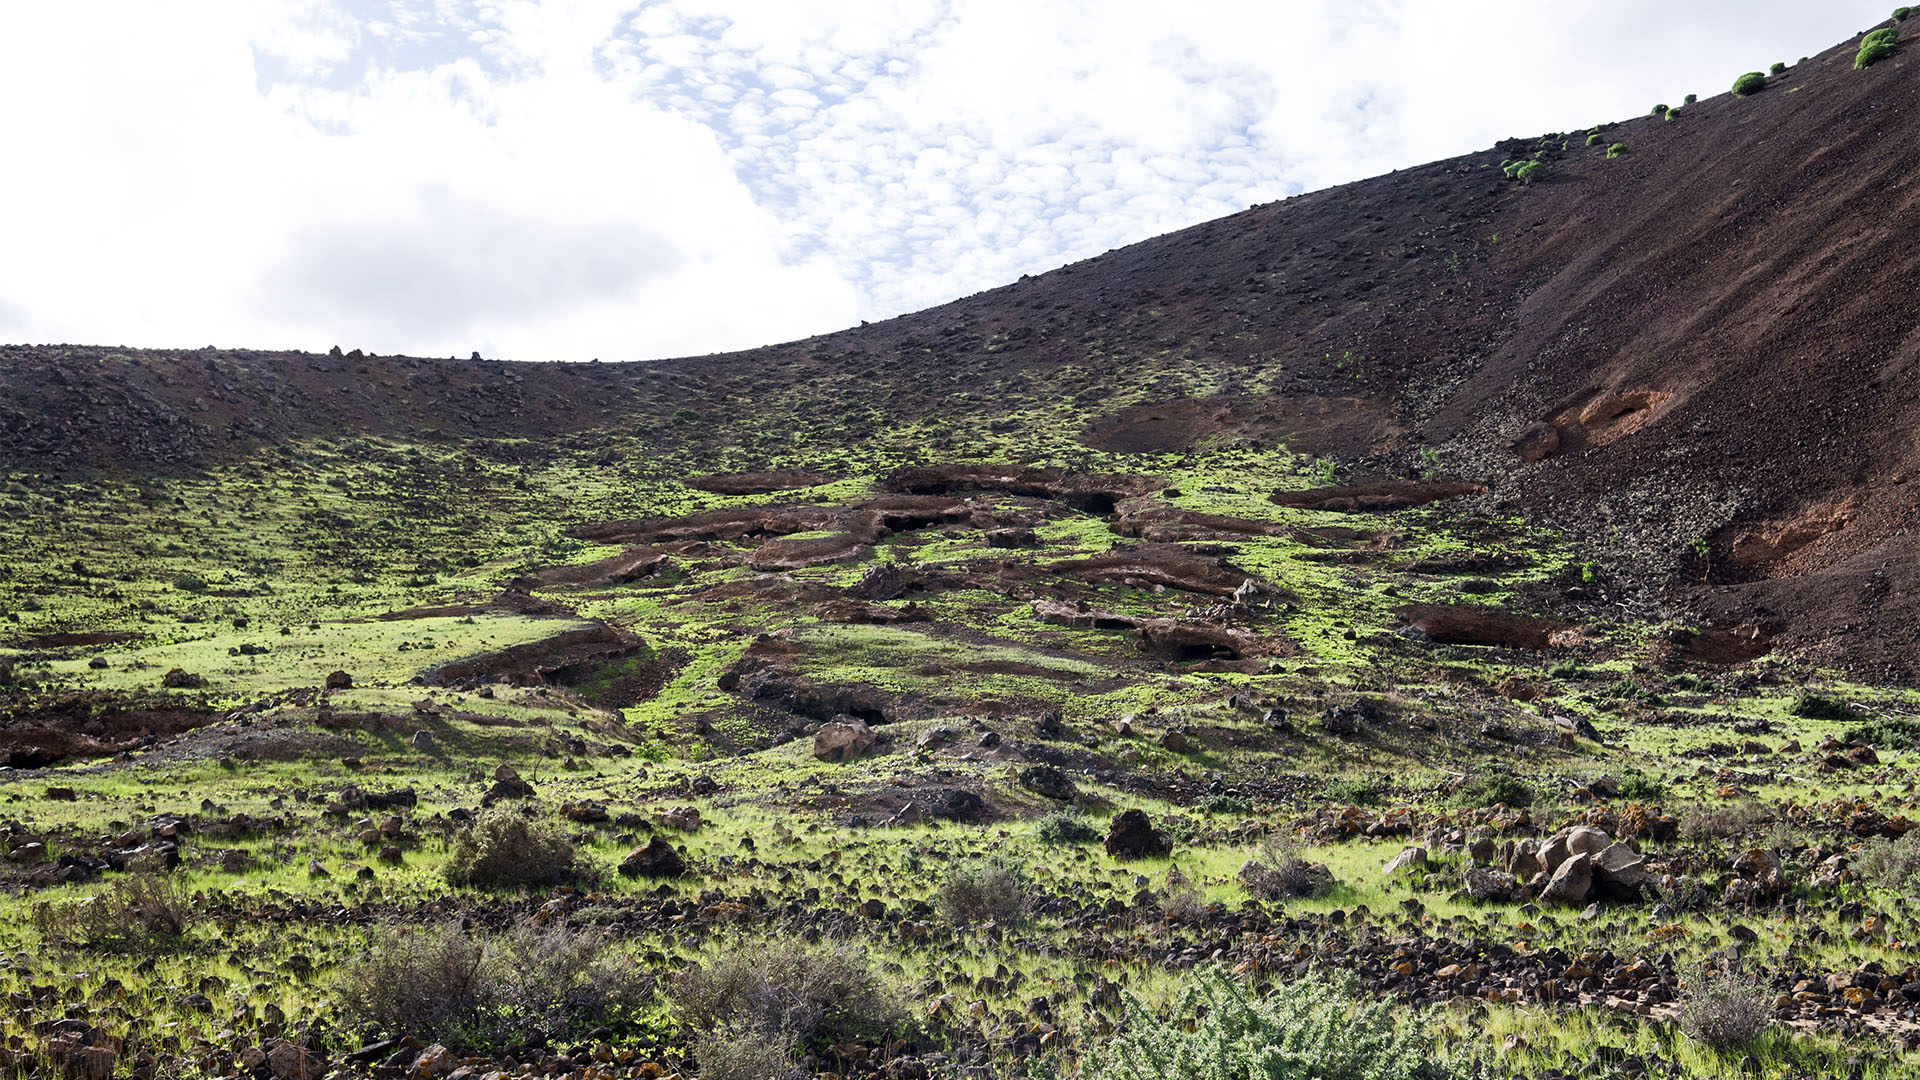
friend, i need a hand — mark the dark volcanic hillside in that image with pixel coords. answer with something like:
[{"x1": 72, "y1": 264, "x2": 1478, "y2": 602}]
[{"x1": 6, "y1": 23, "x2": 1920, "y2": 676}]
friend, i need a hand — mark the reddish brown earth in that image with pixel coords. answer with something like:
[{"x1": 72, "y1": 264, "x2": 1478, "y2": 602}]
[{"x1": 7, "y1": 27, "x2": 1920, "y2": 674}]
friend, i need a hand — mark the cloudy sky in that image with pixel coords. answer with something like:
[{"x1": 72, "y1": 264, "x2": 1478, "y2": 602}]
[{"x1": 0, "y1": 1, "x2": 1891, "y2": 362}]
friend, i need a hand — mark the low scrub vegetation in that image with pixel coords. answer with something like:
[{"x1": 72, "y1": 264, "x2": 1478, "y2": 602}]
[
  {"x1": 339, "y1": 919, "x2": 651, "y2": 1047},
  {"x1": 1034, "y1": 809, "x2": 1100, "y2": 845},
  {"x1": 1858, "y1": 27, "x2": 1900, "y2": 68},
  {"x1": 936, "y1": 856, "x2": 1032, "y2": 924},
  {"x1": 1731, "y1": 71, "x2": 1768, "y2": 96},
  {"x1": 444, "y1": 806, "x2": 579, "y2": 888},
  {"x1": 1089, "y1": 968, "x2": 1429, "y2": 1080},
  {"x1": 672, "y1": 940, "x2": 907, "y2": 1075},
  {"x1": 32, "y1": 872, "x2": 197, "y2": 953},
  {"x1": 1679, "y1": 968, "x2": 1773, "y2": 1049},
  {"x1": 1237, "y1": 838, "x2": 1335, "y2": 901}
]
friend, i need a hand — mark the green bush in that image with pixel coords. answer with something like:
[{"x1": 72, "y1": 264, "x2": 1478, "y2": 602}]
[
  {"x1": 1608, "y1": 142, "x2": 1630, "y2": 158},
  {"x1": 1664, "y1": 107, "x2": 1681, "y2": 121},
  {"x1": 1789, "y1": 691, "x2": 1852, "y2": 721},
  {"x1": 1770, "y1": 62, "x2": 1787, "y2": 74},
  {"x1": 1451, "y1": 769, "x2": 1532, "y2": 808},
  {"x1": 1846, "y1": 715, "x2": 1920, "y2": 749},
  {"x1": 1858, "y1": 27, "x2": 1900, "y2": 68},
  {"x1": 936, "y1": 857, "x2": 1031, "y2": 925},
  {"x1": 1895, "y1": 7, "x2": 1912, "y2": 22},
  {"x1": 1615, "y1": 767, "x2": 1665, "y2": 801},
  {"x1": 444, "y1": 806, "x2": 579, "y2": 888},
  {"x1": 1087, "y1": 968, "x2": 1429, "y2": 1080},
  {"x1": 1201, "y1": 792, "x2": 1253, "y2": 816},
  {"x1": 1586, "y1": 133, "x2": 1604, "y2": 146},
  {"x1": 31, "y1": 873, "x2": 197, "y2": 953},
  {"x1": 1651, "y1": 103, "x2": 1669, "y2": 116},
  {"x1": 1856, "y1": 831, "x2": 1920, "y2": 892},
  {"x1": 1684, "y1": 92, "x2": 1699, "y2": 104},
  {"x1": 1515, "y1": 161, "x2": 1544, "y2": 184},
  {"x1": 1731, "y1": 71, "x2": 1767, "y2": 96},
  {"x1": 1035, "y1": 810, "x2": 1100, "y2": 845},
  {"x1": 172, "y1": 573, "x2": 207, "y2": 592}
]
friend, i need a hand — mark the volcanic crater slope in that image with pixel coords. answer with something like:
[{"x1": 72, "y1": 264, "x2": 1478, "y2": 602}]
[{"x1": 6, "y1": 18, "x2": 1920, "y2": 1080}]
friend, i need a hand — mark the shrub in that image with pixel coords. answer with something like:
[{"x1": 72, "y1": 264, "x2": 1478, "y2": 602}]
[
  {"x1": 671, "y1": 940, "x2": 907, "y2": 1056},
  {"x1": 1789, "y1": 691, "x2": 1852, "y2": 721},
  {"x1": 1678, "y1": 801, "x2": 1768, "y2": 842},
  {"x1": 339, "y1": 919, "x2": 650, "y2": 1046},
  {"x1": 1684, "y1": 92, "x2": 1699, "y2": 104},
  {"x1": 1237, "y1": 838, "x2": 1335, "y2": 902},
  {"x1": 1201, "y1": 792, "x2": 1253, "y2": 816},
  {"x1": 444, "y1": 806, "x2": 578, "y2": 888},
  {"x1": 693, "y1": 1024, "x2": 806, "y2": 1080},
  {"x1": 1586, "y1": 133, "x2": 1604, "y2": 146},
  {"x1": 1857, "y1": 28, "x2": 1899, "y2": 68},
  {"x1": 172, "y1": 573, "x2": 207, "y2": 592},
  {"x1": 1770, "y1": 62, "x2": 1787, "y2": 74},
  {"x1": 1034, "y1": 810, "x2": 1100, "y2": 846},
  {"x1": 1846, "y1": 715, "x2": 1920, "y2": 749},
  {"x1": 1855, "y1": 831, "x2": 1920, "y2": 892},
  {"x1": 1679, "y1": 969, "x2": 1772, "y2": 1049},
  {"x1": 33, "y1": 873, "x2": 197, "y2": 952},
  {"x1": 1087, "y1": 968, "x2": 1428, "y2": 1080},
  {"x1": 936, "y1": 857, "x2": 1031, "y2": 925},
  {"x1": 1452, "y1": 769, "x2": 1532, "y2": 808},
  {"x1": 1515, "y1": 161, "x2": 1544, "y2": 184},
  {"x1": 1651, "y1": 103, "x2": 1669, "y2": 116},
  {"x1": 1608, "y1": 142, "x2": 1630, "y2": 158},
  {"x1": 1664, "y1": 107, "x2": 1681, "y2": 121},
  {"x1": 1615, "y1": 768, "x2": 1665, "y2": 801},
  {"x1": 1897, "y1": 7, "x2": 1913, "y2": 21},
  {"x1": 1731, "y1": 71, "x2": 1767, "y2": 96},
  {"x1": 1324, "y1": 776, "x2": 1380, "y2": 806}
]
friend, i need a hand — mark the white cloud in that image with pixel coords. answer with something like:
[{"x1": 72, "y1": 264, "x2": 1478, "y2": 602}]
[{"x1": 0, "y1": 0, "x2": 1894, "y2": 360}]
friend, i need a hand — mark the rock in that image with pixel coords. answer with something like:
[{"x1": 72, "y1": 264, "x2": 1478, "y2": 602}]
[
  {"x1": 662, "y1": 806, "x2": 701, "y2": 831},
  {"x1": 377, "y1": 845, "x2": 403, "y2": 865},
  {"x1": 814, "y1": 718, "x2": 878, "y2": 763},
  {"x1": 916, "y1": 726, "x2": 956, "y2": 748},
  {"x1": 1384, "y1": 846, "x2": 1430, "y2": 876},
  {"x1": 1019, "y1": 765, "x2": 1078, "y2": 801},
  {"x1": 324, "y1": 670, "x2": 353, "y2": 691},
  {"x1": 1104, "y1": 809, "x2": 1170, "y2": 860},
  {"x1": 857, "y1": 898, "x2": 887, "y2": 918},
  {"x1": 410, "y1": 730, "x2": 435, "y2": 751},
  {"x1": 1592, "y1": 841, "x2": 1647, "y2": 900},
  {"x1": 1158, "y1": 730, "x2": 1188, "y2": 752},
  {"x1": 485, "y1": 763, "x2": 534, "y2": 802},
  {"x1": 161, "y1": 668, "x2": 206, "y2": 689},
  {"x1": 931, "y1": 788, "x2": 988, "y2": 821},
  {"x1": 1540, "y1": 851, "x2": 1593, "y2": 907},
  {"x1": 618, "y1": 837, "x2": 687, "y2": 878},
  {"x1": 1565, "y1": 826, "x2": 1610, "y2": 858},
  {"x1": 1468, "y1": 837, "x2": 1496, "y2": 866},
  {"x1": 307, "y1": 859, "x2": 329, "y2": 879},
  {"x1": 985, "y1": 527, "x2": 1038, "y2": 548},
  {"x1": 1508, "y1": 844, "x2": 1543, "y2": 880},
  {"x1": 219, "y1": 849, "x2": 254, "y2": 873},
  {"x1": 1464, "y1": 867, "x2": 1515, "y2": 903},
  {"x1": 562, "y1": 802, "x2": 610, "y2": 824},
  {"x1": 45, "y1": 786, "x2": 78, "y2": 801},
  {"x1": 1538, "y1": 833, "x2": 1570, "y2": 874},
  {"x1": 8, "y1": 843, "x2": 46, "y2": 863},
  {"x1": 1731, "y1": 847, "x2": 1788, "y2": 896}
]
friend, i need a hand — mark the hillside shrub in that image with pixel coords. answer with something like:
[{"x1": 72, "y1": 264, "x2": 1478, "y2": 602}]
[
  {"x1": 1898, "y1": 7, "x2": 1913, "y2": 21},
  {"x1": 1608, "y1": 142, "x2": 1629, "y2": 158},
  {"x1": 1855, "y1": 831, "x2": 1920, "y2": 892},
  {"x1": 1679, "y1": 969, "x2": 1773, "y2": 1049},
  {"x1": 1087, "y1": 968, "x2": 1429, "y2": 1080},
  {"x1": 33, "y1": 873, "x2": 197, "y2": 953},
  {"x1": 1731, "y1": 71, "x2": 1767, "y2": 96},
  {"x1": 1789, "y1": 691, "x2": 1851, "y2": 721},
  {"x1": 339, "y1": 919, "x2": 650, "y2": 1047},
  {"x1": 172, "y1": 573, "x2": 207, "y2": 592},
  {"x1": 1651, "y1": 103, "x2": 1669, "y2": 116},
  {"x1": 1857, "y1": 27, "x2": 1900, "y2": 68},
  {"x1": 1586, "y1": 133, "x2": 1604, "y2": 146},
  {"x1": 1685, "y1": 92, "x2": 1699, "y2": 104},
  {"x1": 1664, "y1": 107, "x2": 1681, "y2": 121},
  {"x1": 936, "y1": 857, "x2": 1031, "y2": 925},
  {"x1": 1237, "y1": 838, "x2": 1335, "y2": 902},
  {"x1": 1452, "y1": 769, "x2": 1532, "y2": 808},
  {"x1": 1679, "y1": 801, "x2": 1769, "y2": 842},
  {"x1": 671, "y1": 940, "x2": 907, "y2": 1058},
  {"x1": 1515, "y1": 161, "x2": 1544, "y2": 184},
  {"x1": 1770, "y1": 61, "x2": 1787, "y2": 74},
  {"x1": 444, "y1": 806, "x2": 578, "y2": 888},
  {"x1": 1845, "y1": 714, "x2": 1920, "y2": 749},
  {"x1": 1034, "y1": 810, "x2": 1100, "y2": 845}
]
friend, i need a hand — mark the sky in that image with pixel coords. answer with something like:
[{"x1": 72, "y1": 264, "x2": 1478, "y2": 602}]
[{"x1": 0, "y1": 0, "x2": 1893, "y2": 362}]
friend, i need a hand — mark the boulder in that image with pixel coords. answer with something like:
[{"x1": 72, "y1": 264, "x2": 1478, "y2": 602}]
[
  {"x1": 1565, "y1": 826, "x2": 1610, "y2": 858},
  {"x1": 1104, "y1": 809, "x2": 1170, "y2": 860},
  {"x1": 931, "y1": 788, "x2": 989, "y2": 821},
  {"x1": 814, "y1": 719, "x2": 877, "y2": 763},
  {"x1": 662, "y1": 806, "x2": 702, "y2": 831},
  {"x1": 161, "y1": 668, "x2": 207, "y2": 689},
  {"x1": 1463, "y1": 867, "x2": 1515, "y2": 903},
  {"x1": 1592, "y1": 841, "x2": 1647, "y2": 900},
  {"x1": 269, "y1": 1043, "x2": 324, "y2": 1080},
  {"x1": 1019, "y1": 765, "x2": 1078, "y2": 801},
  {"x1": 619, "y1": 837, "x2": 687, "y2": 878},
  {"x1": 409, "y1": 730, "x2": 435, "y2": 751},
  {"x1": 324, "y1": 670, "x2": 353, "y2": 691},
  {"x1": 1731, "y1": 847, "x2": 1788, "y2": 896},
  {"x1": 1383, "y1": 846, "x2": 1430, "y2": 876},
  {"x1": 1540, "y1": 852, "x2": 1593, "y2": 907}
]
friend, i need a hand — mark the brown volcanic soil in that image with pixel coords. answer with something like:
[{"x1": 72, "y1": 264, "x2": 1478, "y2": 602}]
[{"x1": 6, "y1": 26, "x2": 1920, "y2": 675}]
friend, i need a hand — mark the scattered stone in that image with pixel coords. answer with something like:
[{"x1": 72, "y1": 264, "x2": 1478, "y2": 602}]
[
  {"x1": 1541, "y1": 852, "x2": 1593, "y2": 907},
  {"x1": 324, "y1": 670, "x2": 353, "y2": 690},
  {"x1": 161, "y1": 668, "x2": 206, "y2": 689},
  {"x1": 1104, "y1": 809, "x2": 1170, "y2": 860},
  {"x1": 619, "y1": 837, "x2": 688, "y2": 878},
  {"x1": 1019, "y1": 765, "x2": 1078, "y2": 801},
  {"x1": 1464, "y1": 867, "x2": 1515, "y2": 903},
  {"x1": 814, "y1": 718, "x2": 878, "y2": 763},
  {"x1": 1384, "y1": 846, "x2": 1430, "y2": 876},
  {"x1": 409, "y1": 730, "x2": 435, "y2": 751}
]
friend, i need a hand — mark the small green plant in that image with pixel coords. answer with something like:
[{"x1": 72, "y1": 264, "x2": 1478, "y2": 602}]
[
  {"x1": 1324, "y1": 776, "x2": 1380, "y2": 806},
  {"x1": 1237, "y1": 838, "x2": 1334, "y2": 902},
  {"x1": 1607, "y1": 142, "x2": 1629, "y2": 158},
  {"x1": 445, "y1": 806, "x2": 579, "y2": 888},
  {"x1": 672, "y1": 940, "x2": 907, "y2": 1062},
  {"x1": 1858, "y1": 26, "x2": 1900, "y2": 67},
  {"x1": 1201, "y1": 792, "x2": 1253, "y2": 816},
  {"x1": 1615, "y1": 767, "x2": 1665, "y2": 801},
  {"x1": 1855, "y1": 830, "x2": 1920, "y2": 891},
  {"x1": 1731, "y1": 71, "x2": 1767, "y2": 96},
  {"x1": 172, "y1": 572, "x2": 207, "y2": 592},
  {"x1": 1897, "y1": 7, "x2": 1914, "y2": 21},
  {"x1": 1088, "y1": 968, "x2": 1429, "y2": 1080},
  {"x1": 32, "y1": 873, "x2": 197, "y2": 953},
  {"x1": 1651, "y1": 103, "x2": 1669, "y2": 116},
  {"x1": 1846, "y1": 714, "x2": 1920, "y2": 749},
  {"x1": 1451, "y1": 769, "x2": 1532, "y2": 808},
  {"x1": 1035, "y1": 810, "x2": 1100, "y2": 845},
  {"x1": 1515, "y1": 160, "x2": 1544, "y2": 184},
  {"x1": 1315, "y1": 458, "x2": 1338, "y2": 485},
  {"x1": 1664, "y1": 107, "x2": 1681, "y2": 121},
  {"x1": 936, "y1": 857, "x2": 1032, "y2": 925},
  {"x1": 1586, "y1": 132, "x2": 1604, "y2": 146},
  {"x1": 1417, "y1": 445, "x2": 1440, "y2": 480},
  {"x1": 1769, "y1": 61, "x2": 1787, "y2": 74},
  {"x1": 1684, "y1": 92, "x2": 1699, "y2": 104},
  {"x1": 1789, "y1": 691, "x2": 1852, "y2": 721}
]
